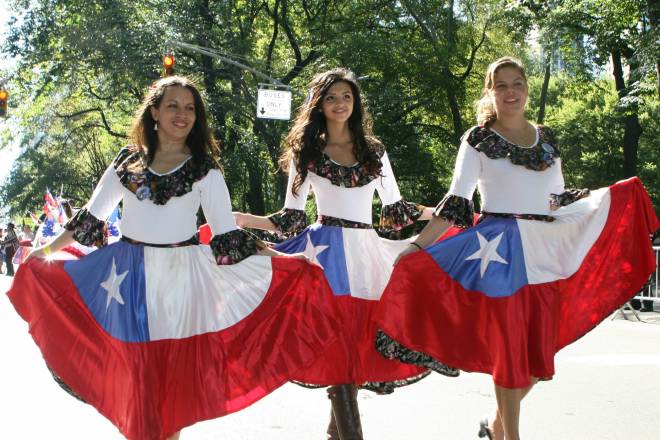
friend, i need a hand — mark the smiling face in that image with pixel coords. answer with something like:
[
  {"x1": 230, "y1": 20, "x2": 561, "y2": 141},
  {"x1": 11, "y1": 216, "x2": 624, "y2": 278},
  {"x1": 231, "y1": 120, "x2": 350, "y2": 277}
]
[
  {"x1": 321, "y1": 81, "x2": 354, "y2": 125},
  {"x1": 150, "y1": 86, "x2": 196, "y2": 144},
  {"x1": 488, "y1": 66, "x2": 528, "y2": 118}
]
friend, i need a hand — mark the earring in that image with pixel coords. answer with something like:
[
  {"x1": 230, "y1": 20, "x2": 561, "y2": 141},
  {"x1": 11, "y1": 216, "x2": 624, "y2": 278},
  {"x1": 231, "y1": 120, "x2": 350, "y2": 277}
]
[{"x1": 154, "y1": 121, "x2": 158, "y2": 131}]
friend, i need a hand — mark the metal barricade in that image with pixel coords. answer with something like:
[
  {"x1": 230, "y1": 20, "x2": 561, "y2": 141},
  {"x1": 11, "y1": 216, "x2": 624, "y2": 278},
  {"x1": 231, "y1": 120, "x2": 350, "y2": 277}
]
[{"x1": 633, "y1": 246, "x2": 660, "y2": 304}]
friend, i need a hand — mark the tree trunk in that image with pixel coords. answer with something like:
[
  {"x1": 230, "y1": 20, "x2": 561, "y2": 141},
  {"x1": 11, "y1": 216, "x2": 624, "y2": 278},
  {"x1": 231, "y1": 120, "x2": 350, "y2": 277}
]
[
  {"x1": 537, "y1": 51, "x2": 551, "y2": 124},
  {"x1": 246, "y1": 166, "x2": 266, "y2": 215},
  {"x1": 611, "y1": 50, "x2": 642, "y2": 178}
]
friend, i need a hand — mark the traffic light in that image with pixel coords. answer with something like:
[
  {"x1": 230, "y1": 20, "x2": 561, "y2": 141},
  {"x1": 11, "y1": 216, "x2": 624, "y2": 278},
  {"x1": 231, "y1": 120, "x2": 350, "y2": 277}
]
[
  {"x1": 162, "y1": 52, "x2": 175, "y2": 77},
  {"x1": 0, "y1": 89, "x2": 8, "y2": 118}
]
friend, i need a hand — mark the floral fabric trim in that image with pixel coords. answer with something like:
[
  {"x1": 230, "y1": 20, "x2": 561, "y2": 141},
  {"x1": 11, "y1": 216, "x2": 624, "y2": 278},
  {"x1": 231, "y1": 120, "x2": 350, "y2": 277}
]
[
  {"x1": 47, "y1": 364, "x2": 85, "y2": 403},
  {"x1": 361, "y1": 371, "x2": 432, "y2": 395},
  {"x1": 114, "y1": 147, "x2": 218, "y2": 205},
  {"x1": 209, "y1": 228, "x2": 262, "y2": 265},
  {"x1": 480, "y1": 211, "x2": 556, "y2": 223},
  {"x1": 379, "y1": 200, "x2": 424, "y2": 233},
  {"x1": 467, "y1": 125, "x2": 560, "y2": 171},
  {"x1": 318, "y1": 215, "x2": 373, "y2": 229},
  {"x1": 292, "y1": 370, "x2": 432, "y2": 395},
  {"x1": 268, "y1": 208, "x2": 308, "y2": 236},
  {"x1": 375, "y1": 330, "x2": 460, "y2": 378},
  {"x1": 433, "y1": 194, "x2": 474, "y2": 228},
  {"x1": 120, "y1": 235, "x2": 200, "y2": 247},
  {"x1": 308, "y1": 142, "x2": 384, "y2": 188},
  {"x1": 549, "y1": 188, "x2": 591, "y2": 210},
  {"x1": 64, "y1": 208, "x2": 107, "y2": 247}
]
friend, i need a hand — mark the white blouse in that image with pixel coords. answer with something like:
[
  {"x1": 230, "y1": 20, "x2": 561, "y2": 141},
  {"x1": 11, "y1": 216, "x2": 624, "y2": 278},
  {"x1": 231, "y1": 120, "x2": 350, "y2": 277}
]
[
  {"x1": 448, "y1": 130, "x2": 565, "y2": 215},
  {"x1": 83, "y1": 160, "x2": 238, "y2": 244},
  {"x1": 283, "y1": 151, "x2": 408, "y2": 224}
]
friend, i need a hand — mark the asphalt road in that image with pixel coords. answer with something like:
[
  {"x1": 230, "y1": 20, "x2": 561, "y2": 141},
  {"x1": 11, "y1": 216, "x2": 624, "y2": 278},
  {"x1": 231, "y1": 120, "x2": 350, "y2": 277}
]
[{"x1": 2, "y1": 274, "x2": 659, "y2": 440}]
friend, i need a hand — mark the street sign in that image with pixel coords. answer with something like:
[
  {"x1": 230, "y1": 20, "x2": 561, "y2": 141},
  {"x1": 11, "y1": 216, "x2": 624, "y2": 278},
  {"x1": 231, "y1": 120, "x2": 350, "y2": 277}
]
[{"x1": 256, "y1": 87, "x2": 291, "y2": 120}]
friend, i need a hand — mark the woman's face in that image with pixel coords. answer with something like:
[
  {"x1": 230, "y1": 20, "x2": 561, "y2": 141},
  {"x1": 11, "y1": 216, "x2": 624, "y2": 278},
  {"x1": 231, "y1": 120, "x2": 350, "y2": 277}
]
[
  {"x1": 150, "y1": 86, "x2": 197, "y2": 143},
  {"x1": 489, "y1": 66, "x2": 528, "y2": 117},
  {"x1": 321, "y1": 81, "x2": 354, "y2": 125}
]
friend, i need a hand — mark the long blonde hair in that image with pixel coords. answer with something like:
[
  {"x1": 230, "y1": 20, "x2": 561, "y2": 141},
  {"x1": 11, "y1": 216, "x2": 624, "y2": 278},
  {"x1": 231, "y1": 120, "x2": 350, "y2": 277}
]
[{"x1": 476, "y1": 57, "x2": 527, "y2": 128}]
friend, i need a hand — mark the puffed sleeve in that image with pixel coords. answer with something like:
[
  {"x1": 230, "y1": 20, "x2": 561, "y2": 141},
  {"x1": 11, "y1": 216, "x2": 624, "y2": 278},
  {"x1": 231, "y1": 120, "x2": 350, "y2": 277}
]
[
  {"x1": 433, "y1": 137, "x2": 481, "y2": 228},
  {"x1": 375, "y1": 151, "x2": 424, "y2": 233},
  {"x1": 200, "y1": 168, "x2": 263, "y2": 265},
  {"x1": 267, "y1": 158, "x2": 310, "y2": 236},
  {"x1": 64, "y1": 152, "x2": 126, "y2": 246}
]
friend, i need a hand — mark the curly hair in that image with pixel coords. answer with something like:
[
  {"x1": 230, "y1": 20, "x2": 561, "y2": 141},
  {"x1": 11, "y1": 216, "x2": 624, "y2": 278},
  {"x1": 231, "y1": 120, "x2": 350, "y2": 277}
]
[
  {"x1": 129, "y1": 76, "x2": 220, "y2": 168},
  {"x1": 279, "y1": 68, "x2": 382, "y2": 195}
]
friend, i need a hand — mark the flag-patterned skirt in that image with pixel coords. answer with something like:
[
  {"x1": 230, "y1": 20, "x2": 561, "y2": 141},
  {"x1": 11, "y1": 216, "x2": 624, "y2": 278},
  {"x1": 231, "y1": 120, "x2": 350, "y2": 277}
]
[
  {"x1": 7, "y1": 244, "x2": 340, "y2": 440},
  {"x1": 275, "y1": 223, "x2": 458, "y2": 392},
  {"x1": 375, "y1": 177, "x2": 659, "y2": 388}
]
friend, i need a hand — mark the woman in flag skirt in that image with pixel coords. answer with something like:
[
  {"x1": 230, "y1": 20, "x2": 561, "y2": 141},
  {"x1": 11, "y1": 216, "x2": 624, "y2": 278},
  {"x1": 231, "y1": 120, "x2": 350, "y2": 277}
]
[
  {"x1": 374, "y1": 57, "x2": 659, "y2": 440},
  {"x1": 234, "y1": 68, "x2": 457, "y2": 440},
  {"x1": 7, "y1": 76, "x2": 341, "y2": 440}
]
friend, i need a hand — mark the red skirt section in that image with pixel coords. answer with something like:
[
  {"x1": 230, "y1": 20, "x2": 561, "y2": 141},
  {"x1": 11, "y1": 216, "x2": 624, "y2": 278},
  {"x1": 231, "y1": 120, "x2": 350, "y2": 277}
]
[
  {"x1": 291, "y1": 295, "x2": 427, "y2": 387},
  {"x1": 7, "y1": 257, "x2": 340, "y2": 440},
  {"x1": 376, "y1": 178, "x2": 659, "y2": 388}
]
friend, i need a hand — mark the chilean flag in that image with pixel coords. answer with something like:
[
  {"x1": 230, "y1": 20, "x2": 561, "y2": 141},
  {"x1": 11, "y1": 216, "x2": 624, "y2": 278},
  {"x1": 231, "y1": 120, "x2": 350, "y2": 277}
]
[
  {"x1": 376, "y1": 177, "x2": 659, "y2": 388},
  {"x1": 7, "y1": 243, "x2": 340, "y2": 440},
  {"x1": 270, "y1": 224, "x2": 430, "y2": 387}
]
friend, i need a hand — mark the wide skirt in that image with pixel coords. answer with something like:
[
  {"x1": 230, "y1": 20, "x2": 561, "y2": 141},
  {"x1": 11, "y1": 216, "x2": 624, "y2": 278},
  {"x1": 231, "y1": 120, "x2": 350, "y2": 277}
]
[
  {"x1": 375, "y1": 177, "x2": 659, "y2": 388},
  {"x1": 7, "y1": 241, "x2": 340, "y2": 440},
  {"x1": 275, "y1": 224, "x2": 456, "y2": 392}
]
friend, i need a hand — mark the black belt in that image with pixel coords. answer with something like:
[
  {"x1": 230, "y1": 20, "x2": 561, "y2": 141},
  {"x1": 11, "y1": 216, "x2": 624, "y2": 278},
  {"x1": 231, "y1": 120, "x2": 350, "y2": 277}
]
[
  {"x1": 317, "y1": 215, "x2": 373, "y2": 229},
  {"x1": 480, "y1": 211, "x2": 555, "y2": 223},
  {"x1": 120, "y1": 234, "x2": 199, "y2": 247}
]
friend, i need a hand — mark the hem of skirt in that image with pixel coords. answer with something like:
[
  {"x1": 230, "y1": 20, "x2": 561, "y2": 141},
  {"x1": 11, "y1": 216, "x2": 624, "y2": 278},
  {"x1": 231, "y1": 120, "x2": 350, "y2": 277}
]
[
  {"x1": 291, "y1": 370, "x2": 433, "y2": 395},
  {"x1": 375, "y1": 329, "x2": 460, "y2": 378}
]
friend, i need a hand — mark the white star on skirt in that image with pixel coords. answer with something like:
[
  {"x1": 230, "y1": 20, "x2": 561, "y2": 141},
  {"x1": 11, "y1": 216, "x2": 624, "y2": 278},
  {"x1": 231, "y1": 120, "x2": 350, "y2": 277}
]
[
  {"x1": 100, "y1": 258, "x2": 128, "y2": 309},
  {"x1": 304, "y1": 234, "x2": 330, "y2": 267},
  {"x1": 465, "y1": 231, "x2": 508, "y2": 277}
]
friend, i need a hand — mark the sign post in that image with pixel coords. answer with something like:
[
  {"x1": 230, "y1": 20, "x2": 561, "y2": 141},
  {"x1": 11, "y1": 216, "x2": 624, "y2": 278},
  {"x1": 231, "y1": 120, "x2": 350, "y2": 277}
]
[{"x1": 256, "y1": 84, "x2": 292, "y2": 120}]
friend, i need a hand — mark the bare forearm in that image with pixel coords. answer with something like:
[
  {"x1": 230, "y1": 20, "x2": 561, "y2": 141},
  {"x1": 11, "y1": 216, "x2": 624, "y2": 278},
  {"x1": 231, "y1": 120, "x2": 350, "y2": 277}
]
[
  {"x1": 234, "y1": 212, "x2": 279, "y2": 231},
  {"x1": 42, "y1": 230, "x2": 76, "y2": 252}
]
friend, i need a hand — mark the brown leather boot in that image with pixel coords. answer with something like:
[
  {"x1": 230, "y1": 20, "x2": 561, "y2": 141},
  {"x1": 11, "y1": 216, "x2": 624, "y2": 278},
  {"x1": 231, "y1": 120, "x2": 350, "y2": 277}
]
[
  {"x1": 326, "y1": 407, "x2": 339, "y2": 440},
  {"x1": 327, "y1": 385, "x2": 363, "y2": 440}
]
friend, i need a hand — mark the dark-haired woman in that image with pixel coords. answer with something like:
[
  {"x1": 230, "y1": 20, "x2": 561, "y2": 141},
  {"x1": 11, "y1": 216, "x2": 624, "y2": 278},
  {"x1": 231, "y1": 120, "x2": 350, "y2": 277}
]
[
  {"x1": 234, "y1": 68, "x2": 457, "y2": 440},
  {"x1": 374, "y1": 57, "x2": 659, "y2": 440},
  {"x1": 8, "y1": 76, "x2": 340, "y2": 440}
]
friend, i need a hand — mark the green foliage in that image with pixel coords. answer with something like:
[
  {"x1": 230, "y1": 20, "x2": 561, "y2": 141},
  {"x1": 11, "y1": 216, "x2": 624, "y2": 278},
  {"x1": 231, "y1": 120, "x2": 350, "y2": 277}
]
[{"x1": 0, "y1": 0, "x2": 658, "y2": 222}]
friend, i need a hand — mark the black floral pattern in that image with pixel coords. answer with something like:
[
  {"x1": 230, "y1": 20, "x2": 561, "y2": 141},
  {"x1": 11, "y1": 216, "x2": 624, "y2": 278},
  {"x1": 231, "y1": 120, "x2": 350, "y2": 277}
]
[
  {"x1": 114, "y1": 147, "x2": 218, "y2": 205},
  {"x1": 375, "y1": 330, "x2": 460, "y2": 378},
  {"x1": 64, "y1": 208, "x2": 107, "y2": 247},
  {"x1": 47, "y1": 364, "x2": 85, "y2": 403},
  {"x1": 292, "y1": 370, "x2": 432, "y2": 395},
  {"x1": 361, "y1": 371, "x2": 432, "y2": 395},
  {"x1": 379, "y1": 200, "x2": 424, "y2": 233},
  {"x1": 308, "y1": 146, "x2": 384, "y2": 188},
  {"x1": 433, "y1": 194, "x2": 475, "y2": 228},
  {"x1": 268, "y1": 208, "x2": 308, "y2": 236},
  {"x1": 209, "y1": 229, "x2": 263, "y2": 265},
  {"x1": 549, "y1": 188, "x2": 591, "y2": 210},
  {"x1": 318, "y1": 215, "x2": 373, "y2": 229},
  {"x1": 480, "y1": 211, "x2": 556, "y2": 223},
  {"x1": 466, "y1": 125, "x2": 560, "y2": 171}
]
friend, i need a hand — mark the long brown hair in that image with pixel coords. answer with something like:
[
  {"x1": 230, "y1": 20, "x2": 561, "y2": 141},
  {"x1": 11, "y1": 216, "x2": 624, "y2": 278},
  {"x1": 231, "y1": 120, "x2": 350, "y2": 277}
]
[
  {"x1": 279, "y1": 68, "x2": 382, "y2": 195},
  {"x1": 130, "y1": 76, "x2": 220, "y2": 166},
  {"x1": 476, "y1": 57, "x2": 528, "y2": 128}
]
